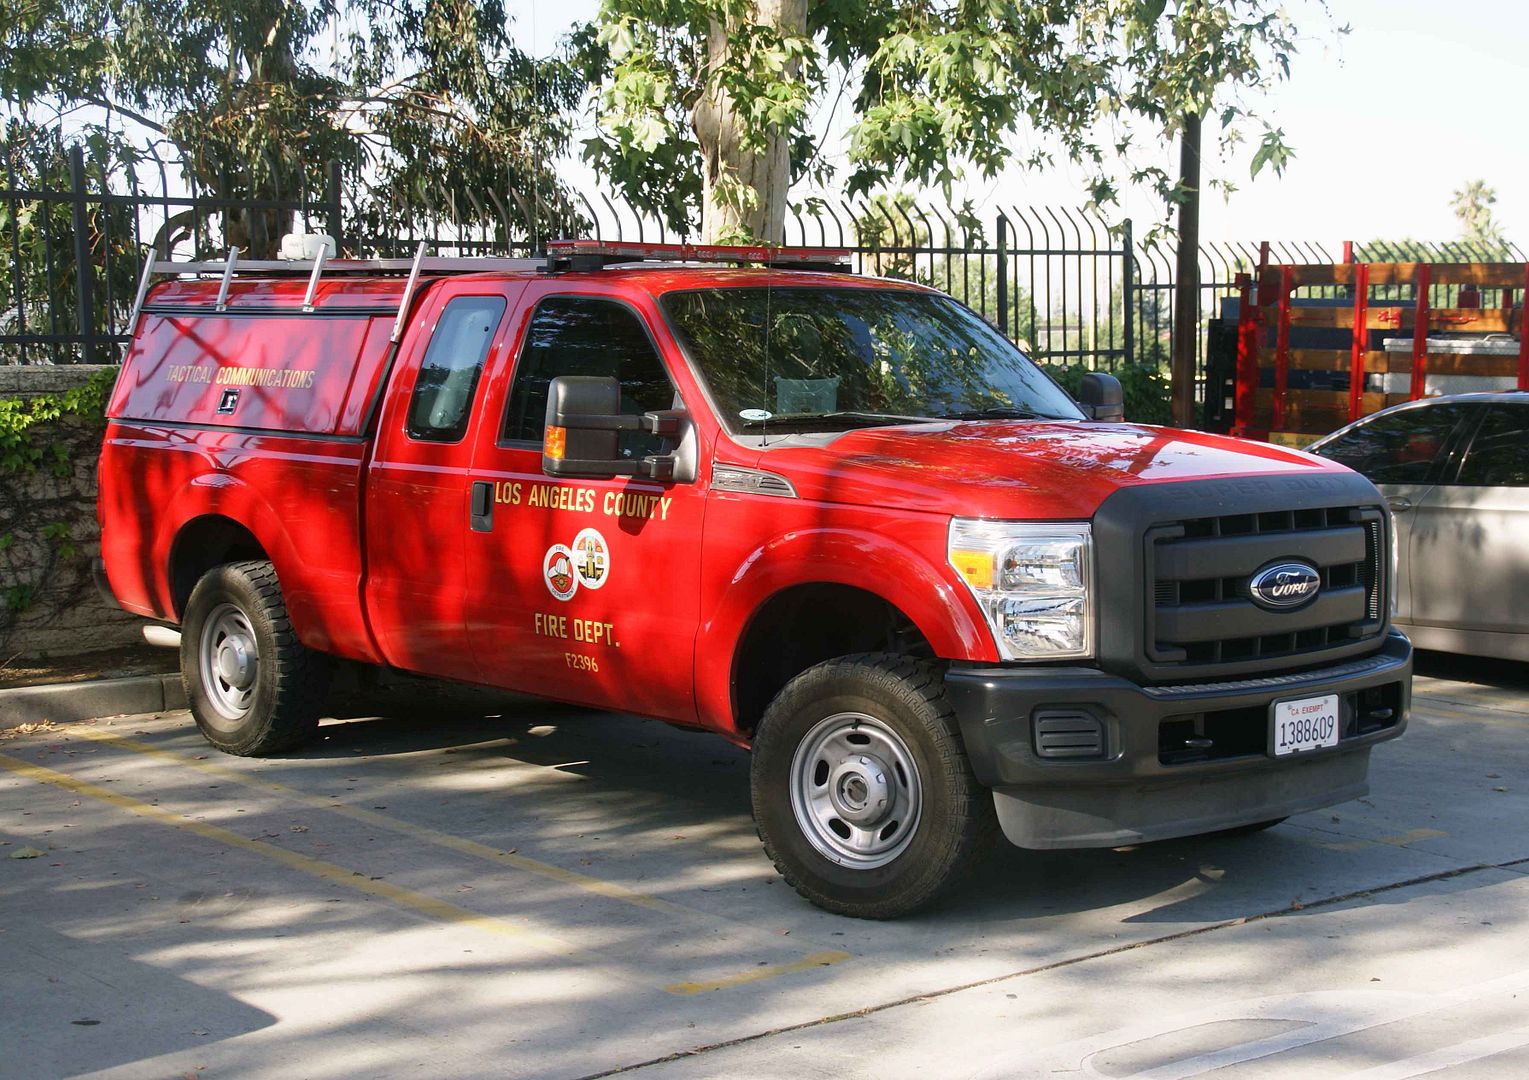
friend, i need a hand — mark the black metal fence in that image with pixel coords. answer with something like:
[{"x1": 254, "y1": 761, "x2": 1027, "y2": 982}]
[{"x1": 4, "y1": 142, "x2": 1522, "y2": 389}]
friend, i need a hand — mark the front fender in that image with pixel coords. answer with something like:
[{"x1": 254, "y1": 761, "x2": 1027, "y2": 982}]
[{"x1": 694, "y1": 524, "x2": 997, "y2": 736}]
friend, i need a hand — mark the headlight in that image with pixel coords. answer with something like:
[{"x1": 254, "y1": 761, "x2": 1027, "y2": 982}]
[{"x1": 948, "y1": 519, "x2": 1094, "y2": 660}]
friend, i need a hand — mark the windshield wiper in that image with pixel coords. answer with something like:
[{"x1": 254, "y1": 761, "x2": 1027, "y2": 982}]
[
  {"x1": 938, "y1": 406, "x2": 1069, "y2": 421},
  {"x1": 735, "y1": 411, "x2": 931, "y2": 430}
]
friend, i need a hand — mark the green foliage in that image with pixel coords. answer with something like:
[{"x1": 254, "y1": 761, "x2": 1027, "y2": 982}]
[
  {"x1": 3, "y1": 1, "x2": 580, "y2": 257},
  {"x1": 0, "y1": 125, "x2": 143, "y2": 363},
  {"x1": 0, "y1": 368, "x2": 114, "y2": 621},
  {"x1": 576, "y1": 0, "x2": 1320, "y2": 238},
  {"x1": 1041, "y1": 361, "x2": 1173, "y2": 426},
  {"x1": 0, "y1": 367, "x2": 115, "y2": 475}
]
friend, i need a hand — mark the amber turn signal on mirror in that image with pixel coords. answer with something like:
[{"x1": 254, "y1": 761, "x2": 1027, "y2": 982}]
[{"x1": 543, "y1": 425, "x2": 567, "y2": 460}]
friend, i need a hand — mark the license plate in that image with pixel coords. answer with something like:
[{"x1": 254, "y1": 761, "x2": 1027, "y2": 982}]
[{"x1": 1271, "y1": 694, "x2": 1341, "y2": 757}]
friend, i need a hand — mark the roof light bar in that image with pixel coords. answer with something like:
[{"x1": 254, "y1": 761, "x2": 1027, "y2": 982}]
[{"x1": 545, "y1": 239, "x2": 853, "y2": 271}]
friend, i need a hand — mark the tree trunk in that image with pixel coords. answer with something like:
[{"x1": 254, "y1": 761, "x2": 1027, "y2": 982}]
[{"x1": 691, "y1": 0, "x2": 806, "y2": 244}]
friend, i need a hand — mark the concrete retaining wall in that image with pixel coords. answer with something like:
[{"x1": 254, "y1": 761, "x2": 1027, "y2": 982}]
[{"x1": 1, "y1": 365, "x2": 145, "y2": 659}]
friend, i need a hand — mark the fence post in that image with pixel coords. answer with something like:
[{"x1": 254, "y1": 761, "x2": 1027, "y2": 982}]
[
  {"x1": 1121, "y1": 218, "x2": 1135, "y2": 366},
  {"x1": 996, "y1": 211, "x2": 1009, "y2": 339},
  {"x1": 326, "y1": 160, "x2": 345, "y2": 255},
  {"x1": 69, "y1": 145, "x2": 96, "y2": 363}
]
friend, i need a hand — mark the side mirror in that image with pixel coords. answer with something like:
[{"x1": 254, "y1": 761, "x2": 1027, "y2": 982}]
[
  {"x1": 542, "y1": 375, "x2": 683, "y2": 480},
  {"x1": 1077, "y1": 371, "x2": 1125, "y2": 423}
]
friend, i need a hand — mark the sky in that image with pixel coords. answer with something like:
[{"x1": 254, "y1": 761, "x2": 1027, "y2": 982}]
[{"x1": 511, "y1": 0, "x2": 1526, "y2": 247}]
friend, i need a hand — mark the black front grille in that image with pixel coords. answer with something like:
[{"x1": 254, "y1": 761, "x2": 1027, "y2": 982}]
[{"x1": 1147, "y1": 505, "x2": 1386, "y2": 672}]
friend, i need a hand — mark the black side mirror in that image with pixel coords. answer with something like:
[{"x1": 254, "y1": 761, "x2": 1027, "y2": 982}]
[
  {"x1": 1077, "y1": 372, "x2": 1125, "y2": 423},
  {"x1": 542, "y1": 375, "x2": 682, "y2": 480}
]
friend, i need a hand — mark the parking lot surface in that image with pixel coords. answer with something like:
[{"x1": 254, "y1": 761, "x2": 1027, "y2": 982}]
[{"x1": 2, "y1": 655, "x2": 1527, "y2": 1079}]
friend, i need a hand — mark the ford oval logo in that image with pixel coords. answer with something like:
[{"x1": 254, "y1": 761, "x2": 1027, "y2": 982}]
[{"x1": 1249, "y1": 561, "x2": 1321, "y2": 611}]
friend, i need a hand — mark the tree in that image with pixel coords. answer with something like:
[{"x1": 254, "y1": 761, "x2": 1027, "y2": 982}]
[
  {"x1": 575, "y1": 0, "x2": 1318, "y2": 243},
  {"x1": 2, "y1": 0, "x2": 581, "y2": 257},
  {"x1": 1451, "y1": 180, "x2": 1507, "y2": 255}
]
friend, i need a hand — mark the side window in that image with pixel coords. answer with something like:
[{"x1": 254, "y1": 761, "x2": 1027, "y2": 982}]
[
  {"x1": 502, "y1": 297, "x2": 677, "y2": 458},
  {"x1": 406, "y1": 295, "x2": 507, "y2": 442},
  {"x1": 1455, "y1": 406, "x2": 1529, "y2": 487},
  {"x1": 1317, "y1": 403, "x2": 1469, "y2": 485}
]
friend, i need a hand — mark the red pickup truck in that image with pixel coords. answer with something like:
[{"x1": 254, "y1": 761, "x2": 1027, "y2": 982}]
[{"x1": 97, "y1": 240, "x2": 1411, "y2": 917}]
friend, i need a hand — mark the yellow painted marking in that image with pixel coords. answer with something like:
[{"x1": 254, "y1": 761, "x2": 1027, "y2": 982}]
[
  {"x1": 50, "y1": 726, "x2": 858, "y2": 993},
  {"x1": 1415, "y1": 706, "x2": 1529, "y2": 730},
  {"x1": 1317, "y1": 826, "x2": 1447, "y2": 853},
  {"x1": 66, "y1": 726, "x2": 694, "y2": 917},
  {"x1": 0, "y1": 751, "x2": 574, "y2": 957},
  {"x1": 665, "y1": 950, "x2": 852, "y2": 995}
]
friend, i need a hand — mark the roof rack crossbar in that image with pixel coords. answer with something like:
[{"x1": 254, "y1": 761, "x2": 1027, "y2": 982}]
[
  {"x1": 128, "y1": 246, "x2": 158, "y2": 333},
  {"x1": 214, "y1": 247, "x2": 239, "y2": 311},
  {"x1": 392, "y1": 241, "x2": 428, "y2": 343},
  {"x1": 301, "y1": 244, "x2": 328, "y2": 312}
]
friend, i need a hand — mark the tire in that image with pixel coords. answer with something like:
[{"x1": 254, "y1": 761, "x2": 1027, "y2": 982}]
[
  {"x1": 750, "y1": 653, "x2": 997, "y2": 919},
  {"x1": 180, "y1": 560, "x2": 330, "y2": 756}
]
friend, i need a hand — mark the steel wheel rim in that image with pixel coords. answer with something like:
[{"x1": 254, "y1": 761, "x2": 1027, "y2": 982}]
[
  {"x1": 198, "y1": 603, "x2": 259, "y2": 726},
  {"x1": 789, "y1": 711, "x2": 923, "y2": 870}
]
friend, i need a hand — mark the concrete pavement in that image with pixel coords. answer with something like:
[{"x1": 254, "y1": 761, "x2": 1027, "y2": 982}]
[{"x1": 0, "y1": 657, "x2": 1524, "y2": 1078}]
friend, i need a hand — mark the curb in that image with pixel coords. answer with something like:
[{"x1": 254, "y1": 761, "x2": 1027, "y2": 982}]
[{"x1": 0, "y1": 675, "x2": 186, "y2": 728}]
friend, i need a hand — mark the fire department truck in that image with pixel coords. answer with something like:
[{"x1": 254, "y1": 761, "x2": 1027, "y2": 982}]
[{"x1": 96, "y1": 239, "x2": 1412, "y2": 917}]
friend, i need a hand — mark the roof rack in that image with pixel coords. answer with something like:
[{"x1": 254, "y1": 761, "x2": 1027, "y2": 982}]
[
  {"x1": 128, "y1": 237, "x2": 855, "y2": 340},
  {"x1": 128, "y1": 241, "x2": 545, "y2": 342}
]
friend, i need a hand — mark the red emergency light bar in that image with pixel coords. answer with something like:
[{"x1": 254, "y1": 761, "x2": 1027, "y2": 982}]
[{"x1": 545, "y1": 239, "x2": 853, "y2": 272}]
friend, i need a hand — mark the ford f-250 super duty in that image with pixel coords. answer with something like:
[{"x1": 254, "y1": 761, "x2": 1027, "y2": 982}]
[{"x1": 96, "y1": 239, "x2": 1411, "y2": 918}]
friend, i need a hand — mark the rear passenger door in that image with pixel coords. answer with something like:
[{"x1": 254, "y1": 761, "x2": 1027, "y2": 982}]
[
  {"x1": 364, "y1": 281, "x2": 524, "y2": 679},
  {"x1": 463, "y1": 285, "x2": 706, "y2": 722},
  {"x1": 1409, "y1": 403, "x2": 1529, "y2": 635}
]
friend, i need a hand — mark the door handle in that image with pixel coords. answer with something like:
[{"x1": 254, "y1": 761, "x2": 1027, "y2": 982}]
[
  {"x1": 1386, "y1": 496, "x2": 1412, "y2": 513},
  {"x1": 469, "y1": 480, "x2": 494, "y2": 532}
]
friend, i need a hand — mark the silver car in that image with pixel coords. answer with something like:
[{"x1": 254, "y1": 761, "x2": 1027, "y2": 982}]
[{"x1": 1308, "y1": 392, "x2": 1529, "y2": 661}]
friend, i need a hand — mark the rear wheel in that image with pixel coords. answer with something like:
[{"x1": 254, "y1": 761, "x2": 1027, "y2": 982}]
[
  {"x1": 751, "y1": 654, "x2": 996, "y2": 919},
  {"x1": 180, "y1": 560, "x2": 330, "y2": 755}
]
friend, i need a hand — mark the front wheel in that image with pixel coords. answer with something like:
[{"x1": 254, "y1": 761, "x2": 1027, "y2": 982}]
[
  {"x1": 180, "y1": 560, "x2": 330, "y2": 755},
  {"x1": 750, "y1": 654, "x2": 996, "y2": 919}
]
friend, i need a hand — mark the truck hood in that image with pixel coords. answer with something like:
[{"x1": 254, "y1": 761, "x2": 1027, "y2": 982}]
[{"x1": 746, "y1": 420, "x2": 1352, "y2": 519}]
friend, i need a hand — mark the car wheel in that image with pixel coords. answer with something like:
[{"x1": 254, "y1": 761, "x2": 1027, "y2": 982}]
[
  {"x1": 181, "y1": 560, "x2": 330, "y2": 755},
  {"x1": 750, "y1": 653, "x2": 997, "y2": 919}
]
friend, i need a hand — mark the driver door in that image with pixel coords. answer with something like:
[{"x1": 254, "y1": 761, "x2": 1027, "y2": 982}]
[{"x1": 461, "y1": 286, "x2": 707, "y2": 722}]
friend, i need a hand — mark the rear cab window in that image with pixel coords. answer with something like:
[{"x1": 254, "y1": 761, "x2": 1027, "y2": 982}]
[{"x1": 407, "y1": 295, "x2": 508, "y2": 442}]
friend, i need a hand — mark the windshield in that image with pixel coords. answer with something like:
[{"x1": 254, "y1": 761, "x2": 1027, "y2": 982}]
[{"x1": 660, "y1": 286, "x2": 1083, "y2": 432}]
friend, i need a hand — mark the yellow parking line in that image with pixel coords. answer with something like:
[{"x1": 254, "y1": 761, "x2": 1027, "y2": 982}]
[
  {"x1": 1415, "y1": 706, "x2": 1529, "y2": 730},
  {"x1": 0, "y1": 751, "x2": 575, "y2": 957},
  {"x1": 665, "y1": 950, "x2": 851, "y2": 995},
  {"x1": 53, "y1": 725, "x2": 857, "y2": 993},
  {"x1": 68, "y1": 725, "x2": 694, "y2": 917},
  {"x1": 1317, "y1": 826, "x2": 1448, "y2": 853}
]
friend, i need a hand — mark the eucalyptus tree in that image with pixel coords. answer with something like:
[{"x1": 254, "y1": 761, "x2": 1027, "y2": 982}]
[
  {"x1": 2, "y1": 0, "x2": 581, "y2": 256},
  {"x1": 575, "y1": 0, "x2": 1322, "y2": 244}
]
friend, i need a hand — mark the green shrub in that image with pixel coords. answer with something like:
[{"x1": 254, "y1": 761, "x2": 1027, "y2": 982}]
[{"x1": 1040, "y1": 362, "x2": 1172, "y2": 426}]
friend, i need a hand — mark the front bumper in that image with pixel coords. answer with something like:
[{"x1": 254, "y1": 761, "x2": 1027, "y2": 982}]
[{"x1": 944, "y1": 631, "x2": 1412, "y2": 849}]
